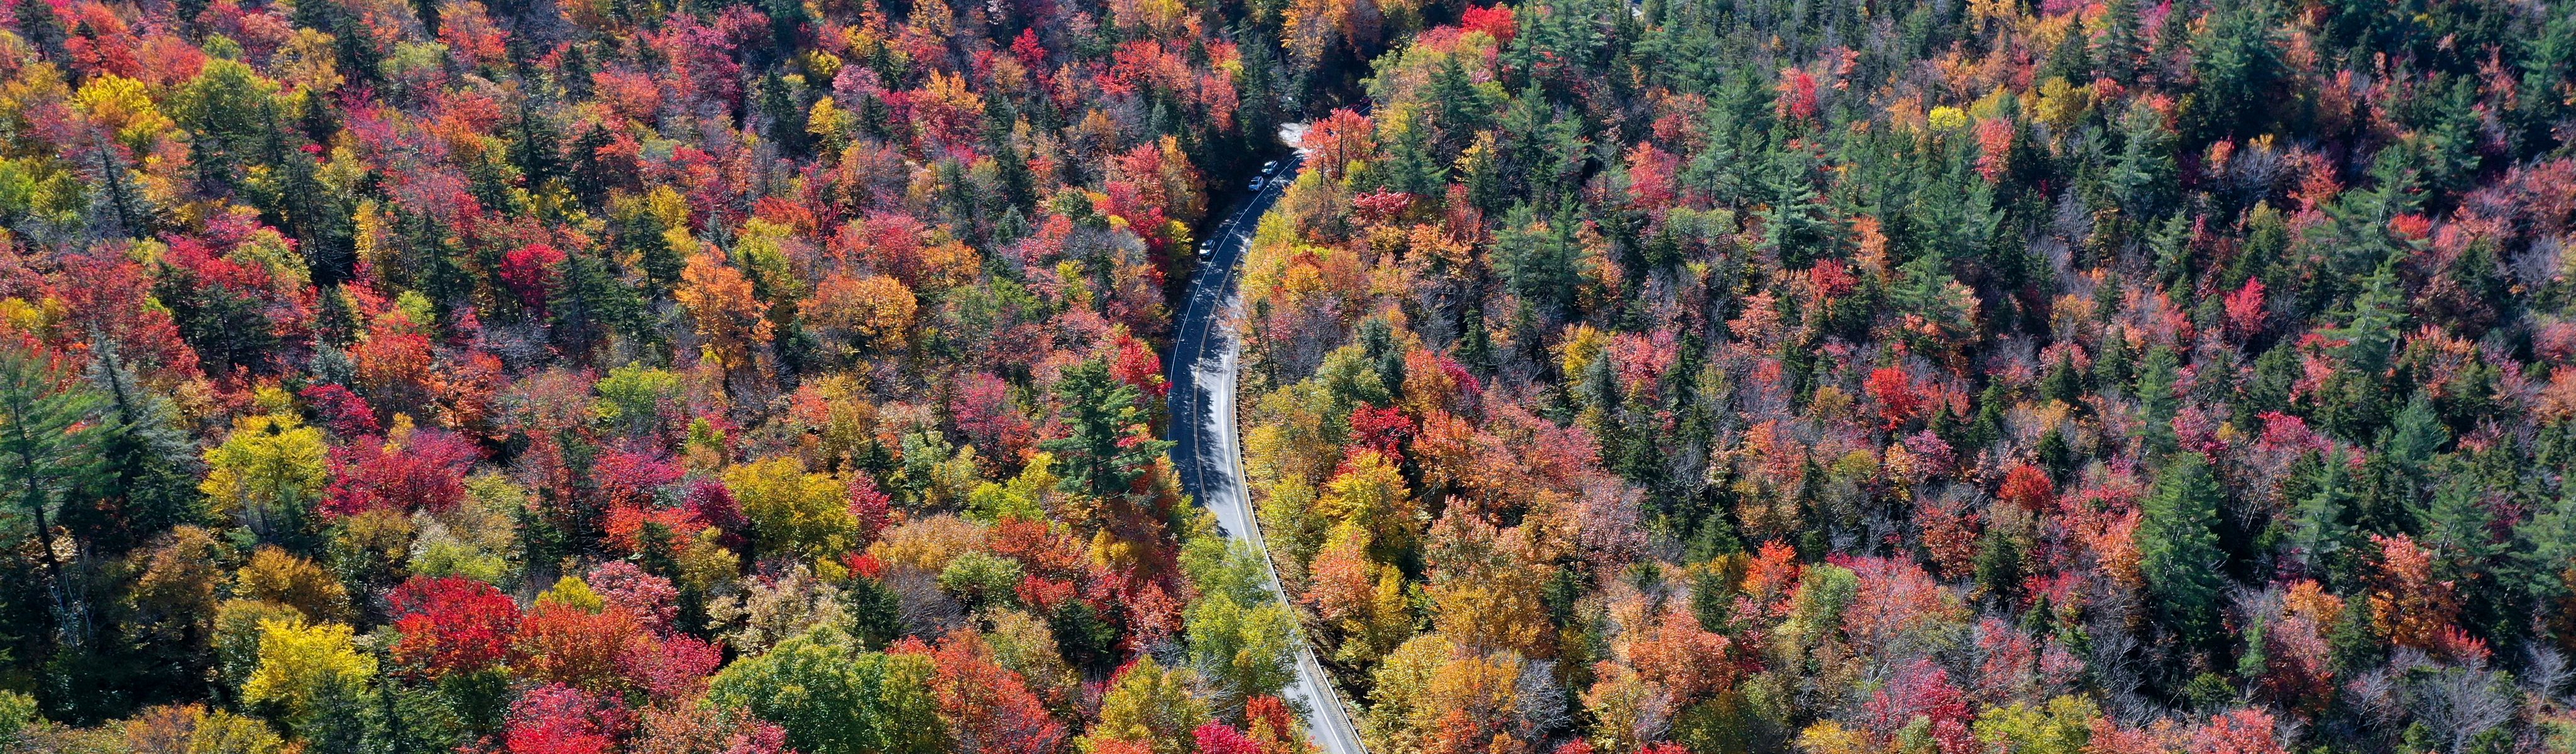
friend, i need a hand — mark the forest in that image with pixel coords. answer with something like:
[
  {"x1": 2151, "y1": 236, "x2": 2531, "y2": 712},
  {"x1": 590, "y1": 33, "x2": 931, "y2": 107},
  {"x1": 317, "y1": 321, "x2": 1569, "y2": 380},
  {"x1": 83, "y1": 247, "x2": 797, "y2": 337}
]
[
  {"x1": 0, "y1": 0, "x2": 2570, "y2": 748},
  {"x1": 1234, "y1": 0, "x2": 2576, "y2": 753}
]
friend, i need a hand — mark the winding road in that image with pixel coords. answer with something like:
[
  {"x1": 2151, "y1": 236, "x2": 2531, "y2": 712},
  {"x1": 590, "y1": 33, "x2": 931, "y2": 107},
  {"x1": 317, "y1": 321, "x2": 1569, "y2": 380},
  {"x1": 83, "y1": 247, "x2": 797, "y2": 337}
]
[{"x1": 1166, "y1": 155, "x2": 1369, "y2": 754}]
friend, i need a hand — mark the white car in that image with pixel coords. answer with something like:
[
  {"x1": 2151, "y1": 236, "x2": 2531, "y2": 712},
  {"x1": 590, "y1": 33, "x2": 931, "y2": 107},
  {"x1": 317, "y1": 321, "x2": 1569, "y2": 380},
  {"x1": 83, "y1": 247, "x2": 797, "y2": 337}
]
[{"x1": 1197, "y1": 239, "x2": 1214, "y2": 257}]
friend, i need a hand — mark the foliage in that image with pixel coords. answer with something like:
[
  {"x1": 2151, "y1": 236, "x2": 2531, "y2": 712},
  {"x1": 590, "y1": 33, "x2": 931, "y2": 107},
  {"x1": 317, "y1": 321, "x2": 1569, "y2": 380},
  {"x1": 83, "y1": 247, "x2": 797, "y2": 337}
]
[{"x1": 5, "y1": 0, "x2": 2576, "y2": 746}]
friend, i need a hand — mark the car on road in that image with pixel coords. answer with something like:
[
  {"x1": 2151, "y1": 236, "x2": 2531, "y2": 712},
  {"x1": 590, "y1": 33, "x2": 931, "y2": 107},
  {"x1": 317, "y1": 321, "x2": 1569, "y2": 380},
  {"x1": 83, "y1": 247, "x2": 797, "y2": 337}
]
[
  {"x1": 1262, "y1": 160, "x2": 1279, "y2": 176},
  {"x1": 1174, "y1": 153, "x2": 1368, "y2": 754}
]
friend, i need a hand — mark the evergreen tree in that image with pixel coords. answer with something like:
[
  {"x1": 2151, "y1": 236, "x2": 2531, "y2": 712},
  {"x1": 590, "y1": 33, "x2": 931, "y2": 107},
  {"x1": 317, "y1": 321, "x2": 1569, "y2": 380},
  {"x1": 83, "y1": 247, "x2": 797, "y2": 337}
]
[
  {"x1": 566, "y1": 124, "x2": 618, "y2": 209},
  {"x1": 66, "y1": 342, "x2": 201, "y2": 557},
  {"x1": 13, "y1": 0, "x2": 71, "y2": 72},
  {"x1": 836, "y1": 574, "x2": 903, "y2": 650},
  {"x1": 2286, "y1": 448, "x2": 2359, "y2": 586},
  {"x1": 757, "y1": 73, "x2": 812, "y2": 158},
  {"x1": 2107, "y1": 102, "x2": 2179, "y2": 220},
  {"x1": 508, "y1": 97, "x2": 562, "y2": 190},
  {"x1": 2133, "y1": 345, "x2": 2180, "y2": 452},
  {"x1": 2138, "y1": 453, "x2": 2226, "y2": 648},
  {"x1": 2184, "y1": 0, "x2": 2285, "y2": 143},
  {"x1": 1040, "y1": 357, "x2": 1172, "y2": 499},
  {"x1": 548, "y1": 248, "x2": 650, "y2": 365},
  {"x1": 1379, "y1": 112, "x2": 1448, "y2": 197},
  {"x1": 1491, "y1": 204, "x2": 1587, "y2": 315},
  {"x1": 2514, "y1": 485, "x2": 2576, "y2": 621},
  {"x1": 0, "y1": 344, "x2": 104, "y2": 651}
]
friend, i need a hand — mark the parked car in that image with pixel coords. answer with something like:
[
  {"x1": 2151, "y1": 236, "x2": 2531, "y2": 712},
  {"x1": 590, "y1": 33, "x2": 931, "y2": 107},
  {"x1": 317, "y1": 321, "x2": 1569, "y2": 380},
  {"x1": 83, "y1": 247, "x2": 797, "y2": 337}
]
[
  {"x1": 1262, "y1": 160, "x2": 1279, "y2": 175},
  {"x1": 1248, "y1": 177, "x2": 1265, "y2": 191},
  {"x1": 1197, "y1": 239, "x2": 1214, "y2": 257}
]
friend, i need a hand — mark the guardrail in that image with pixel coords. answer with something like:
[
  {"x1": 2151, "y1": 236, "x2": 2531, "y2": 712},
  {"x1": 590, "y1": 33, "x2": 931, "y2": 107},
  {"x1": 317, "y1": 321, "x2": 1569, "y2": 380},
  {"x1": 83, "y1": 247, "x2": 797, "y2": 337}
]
[{"x1": 1174, "y1": 158, "x2": 1371, "y2": 754}]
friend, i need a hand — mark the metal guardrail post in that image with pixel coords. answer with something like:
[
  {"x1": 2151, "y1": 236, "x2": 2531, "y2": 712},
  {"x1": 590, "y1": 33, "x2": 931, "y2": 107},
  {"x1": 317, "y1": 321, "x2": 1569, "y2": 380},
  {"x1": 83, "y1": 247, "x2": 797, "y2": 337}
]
[{"x1": 1181, "y1": 160, "x2": 1370, "y2": 754}]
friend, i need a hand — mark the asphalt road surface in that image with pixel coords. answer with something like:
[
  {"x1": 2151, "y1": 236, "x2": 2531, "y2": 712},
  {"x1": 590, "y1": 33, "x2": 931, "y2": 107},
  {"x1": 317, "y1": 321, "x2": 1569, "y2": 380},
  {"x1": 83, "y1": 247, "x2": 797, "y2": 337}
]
[{"x1": 1165, "y1": 155, "x2": 1369, "y2": 754}]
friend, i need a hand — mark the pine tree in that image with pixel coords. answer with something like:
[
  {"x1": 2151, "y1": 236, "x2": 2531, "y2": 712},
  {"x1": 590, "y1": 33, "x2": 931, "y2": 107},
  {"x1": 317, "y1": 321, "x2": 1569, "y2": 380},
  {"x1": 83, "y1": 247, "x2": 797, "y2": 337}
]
[
  {"x1": 566, "y1": 124, "x2": 617, "y2": 210},
  {"x1": 2286, "y1": 448, "x2": 2359, "y2": 586},
  {"x1": 1426, "y1": 57, "x2": 1494, "y2": 160},
  {"x1": 2182, "y1": 0, "x2": 2284, "y2": 143},
  {"x1": 82, "y1": 134, "x2": 146, "y2": 241},
  {"x1": 758, "y1": 73, "x2": 811, "y2": 158},
  {"x1": 2093, "y1": 0, "x2": 2142, "y2": 83},
  {"x1": 2335, "y1": 261, "x2": 2409, "y2": 379},
  {"x1": 13, "y1": 0, "x2": 71, "y2": 72},
  {"x1": 2107, "y1": 102, "x2": 2178, "y2": 220},
  {"x1": 1040, "y1": 357, "x2": 1172, "y2": 499},
  {"x1": 410, "y1": 0, "x2": 439, "y2": 36},
  {"x1": 332, "y1": 9, "x2": 381, "y2": 86},
  {"x1": 548, "y1": 248, "x2": 649, "y2": 366},
  {"x1": 2513, "y1": 485, "x2": 2576, "y2": 623},
  {"x1": 0, "y1": 344, "x2": 103, "y2": 650},
  {"x1": 2133, "y1": 345, "x2": 2181, "y2": 452},
  {"x1": 67, "y1": 342, "x2": 201, "y2": 557},
  {"x1": 2139, "y1": 453, "x2": 2226, "y2": 647},
  {"x1": 509, "y1": 97, "x2": 563, "y2": 190},
  {"x1": 836, "y1": 574, "x2": 903, "y2": 649},
  {"x1": 1492, "y1": 205, "x2": 1587, "y2": 314},
  {"x1": 1379, "y1": 112, "x2": 1448, "y2": 197}
]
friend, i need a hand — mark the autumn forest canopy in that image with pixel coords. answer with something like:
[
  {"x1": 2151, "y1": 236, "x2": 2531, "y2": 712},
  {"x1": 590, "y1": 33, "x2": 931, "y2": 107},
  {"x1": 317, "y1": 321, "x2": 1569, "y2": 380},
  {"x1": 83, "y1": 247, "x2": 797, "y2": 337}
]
[{"x1": 0, "y1": 0, "x2": 2573, "y2": 750}]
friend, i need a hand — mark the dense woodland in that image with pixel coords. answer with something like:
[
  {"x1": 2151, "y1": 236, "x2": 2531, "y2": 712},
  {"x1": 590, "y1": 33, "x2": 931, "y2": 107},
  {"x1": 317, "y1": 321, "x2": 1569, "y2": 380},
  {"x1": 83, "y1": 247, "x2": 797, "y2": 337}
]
[
  {"x1": 0, "y1": 0, "x2": 2573, "y2": 749},
  {"x1": 0, "y1": 0, "x2": 1328, "y2": 746},
  {"x1": 1233, "y1": 1, "x2": 2576, "y2": 754}
]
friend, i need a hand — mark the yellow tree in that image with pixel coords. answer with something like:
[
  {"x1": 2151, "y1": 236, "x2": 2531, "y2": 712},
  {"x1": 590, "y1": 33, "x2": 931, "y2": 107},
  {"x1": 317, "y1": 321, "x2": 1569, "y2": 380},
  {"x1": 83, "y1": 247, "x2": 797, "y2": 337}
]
[
  {"x1": 1318, "y1": 449, "x2": 1420, "y2": 563},
  {"x1": 1364, "y1": 633, "x2": 1521, "y2": 753},
  {"x1": 727, "y1": 457, "x2": 862, "y2": 560},
  {"x1": 802, "y1": 273, "x2": 918, "y2": 356},
  {"x1": 241, "y1": 618, "x2": 375, "y2": 745},
  {"x1": 1425, "y1": 564, "x2": 1551, "y2": 660},
  {"x1": 201, "y1": 411, "x2": 329, "y2": 542},
  {"x1": 1582, "y1": 663, "x2": 1668, "y2": 753},
  {"x1": 1306, "y1": 525, "x2": 1416, "y2": 664},
  {"x1": 1081, "y1": 656, "x2": 1208, "y2": 754},
  {"x1": 233, "y1": 547, "x2": 351, "y2": 623},
  {"x1": 1969, "y1": 696, "x2": 2098, "y2": 754},
  {"x1": 71, "y1": 74, "x2": 174, "y2": 154},
  {"x1": 677, "y1": 247, "x2": 774, "y2": 379}
]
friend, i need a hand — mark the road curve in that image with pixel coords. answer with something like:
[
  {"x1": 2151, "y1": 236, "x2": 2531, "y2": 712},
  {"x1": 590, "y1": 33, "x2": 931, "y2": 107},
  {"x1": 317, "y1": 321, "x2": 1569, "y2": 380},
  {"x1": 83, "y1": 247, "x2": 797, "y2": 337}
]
[{"x1": 1166, "y1": 156, "x2": 1369, "y2": 754}]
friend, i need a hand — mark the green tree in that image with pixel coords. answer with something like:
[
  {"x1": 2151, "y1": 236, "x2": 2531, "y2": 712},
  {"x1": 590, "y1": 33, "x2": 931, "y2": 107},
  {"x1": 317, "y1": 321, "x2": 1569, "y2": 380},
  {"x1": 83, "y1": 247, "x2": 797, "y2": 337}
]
[
  {"x1": 1079, "y1": 655, "x2": 1210, "y2": 754},
  {"x1": 167, "y1": 60, "x2": 282, "y2": 200},
  {"x1": 2107, "y1": 101, "x2": 2179, "y2": 220},
  {"x1": 2286, "y1": 448, "x2": 2359, "y2": 584},
  {"x1": 837, "y1": 574, "x2": 905, "y2": 649},
  {"x1": 1491, "y1": 204, "x2": 1588, "y2": 314},
  {"x1": 1183, "y1": 536, "x2": 1296, "y2": 711},
  {"x1": 2133, "y1": 345, "x2": 2181, "y2": 452},
  {"x1": 68, "y1": 342, "x2": 202, "y2": 555},
  {"x1": 548, "y1": 248, "x2": 652, "y2": 364},
  {"x1": 200, "y1": 411, "x2": 330, "y2": 547},
  {"x1": 0, "y1": 344, "x2": 105, "y2": 649},
  {"x1": 241, "y1": 617, "x2": 377, "y2": 751},
  {"x1": 2139, "y1": 454, "x2": 2226, "y2": 647},
  {"x1": 2182, "y1": 0, "x2": 2284, "y2": 143},
  {"x1": 707, "y1": 626, "x2": 949, "y2": 754},
  {"x1": 1040, "y1": 356, "x2": 1170, "y2": 499},
  {"x1": 2514, "y1": 484, "x2": 2576, "y2": 619}
]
